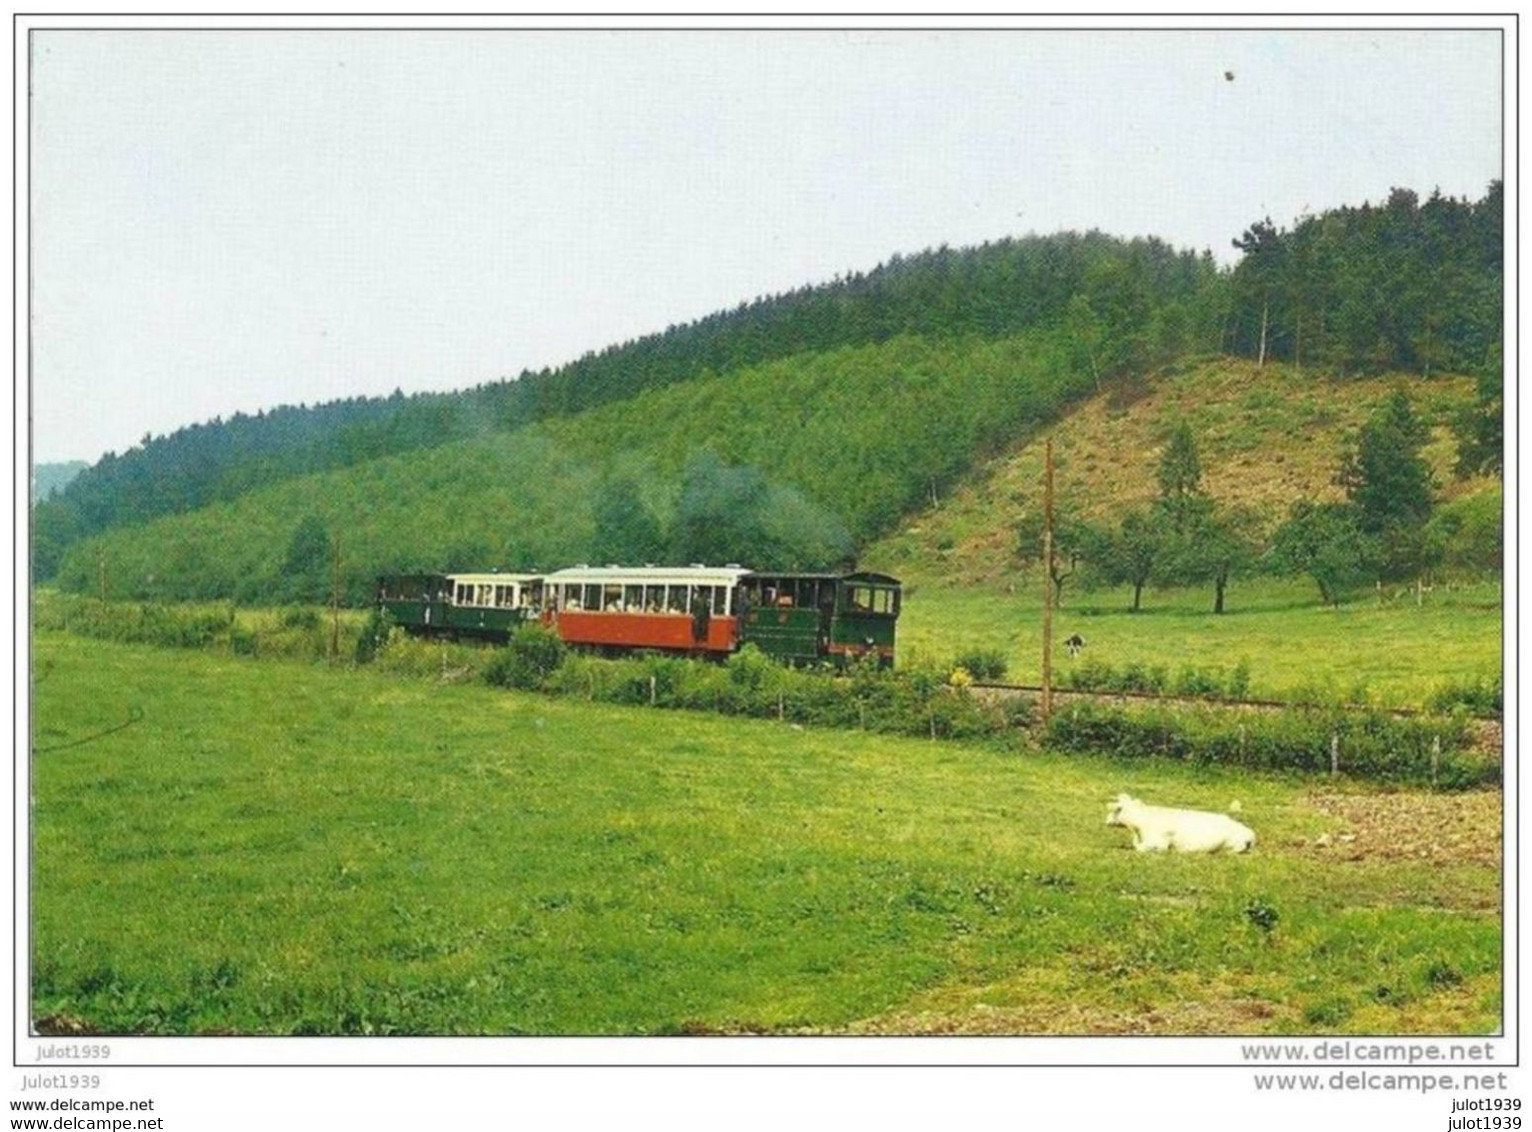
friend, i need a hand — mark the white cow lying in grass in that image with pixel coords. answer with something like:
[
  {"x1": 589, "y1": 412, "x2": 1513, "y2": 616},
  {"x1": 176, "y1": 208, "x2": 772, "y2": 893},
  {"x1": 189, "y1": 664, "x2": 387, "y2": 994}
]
[{"x1": 1104, "y1": 793, "x2": 1256, "y2": 853}]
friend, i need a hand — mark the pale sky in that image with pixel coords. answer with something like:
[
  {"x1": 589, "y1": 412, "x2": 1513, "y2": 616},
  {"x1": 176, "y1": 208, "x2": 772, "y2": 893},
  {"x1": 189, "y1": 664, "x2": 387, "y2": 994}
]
[{"x1": 29, "y1": 26, "x2": 1503, "y2": 464}]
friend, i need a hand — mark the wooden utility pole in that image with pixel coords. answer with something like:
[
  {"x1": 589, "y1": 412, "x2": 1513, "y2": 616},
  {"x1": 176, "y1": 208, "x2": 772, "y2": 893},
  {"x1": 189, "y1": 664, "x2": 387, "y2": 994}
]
[
  {"x1": 329, "y1": 534, "x2": 342, "y2": 663},
  {"x1": 1041, "y1": 438, "x2": 1055, "y2": 722}
]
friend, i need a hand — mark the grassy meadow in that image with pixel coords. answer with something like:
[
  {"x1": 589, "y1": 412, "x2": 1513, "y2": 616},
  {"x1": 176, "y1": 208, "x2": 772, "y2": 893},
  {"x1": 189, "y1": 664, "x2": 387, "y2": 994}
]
[
  {"x1": 897, "y1": 576, "x2": 1503, "y2": 707},
  {"x1": 31, "y1": 633, "x2": 1499, "y2": 1036}
]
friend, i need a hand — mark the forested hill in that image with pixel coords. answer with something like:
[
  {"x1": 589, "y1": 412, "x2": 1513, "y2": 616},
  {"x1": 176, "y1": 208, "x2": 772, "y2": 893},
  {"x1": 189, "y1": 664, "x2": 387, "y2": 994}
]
[
  {"x1": 32, "y1": 461, "x2": 86, "y2": 503},
  {"x1": 35, "y1": 229, "x2": 1222, "y2": 577},
  {"x1": 34, "y1": 182, "x2": 1501, "y2": 589},
  {"x1": 48, "y1": 333, "x2": 1097, "y2": 603},
  {"x1": 1225, "y1": 184, "x2": 1502, "y2": 375}
]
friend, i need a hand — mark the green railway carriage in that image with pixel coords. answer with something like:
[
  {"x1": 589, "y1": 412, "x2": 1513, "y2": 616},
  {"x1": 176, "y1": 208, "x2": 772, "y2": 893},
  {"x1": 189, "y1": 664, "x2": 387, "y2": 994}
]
[
  {"x1": 376, "y1": 572, "x2": 542, "y2": 640},
  {"x1": 738, "y1": 571, "x2": 900, "y2": 667}
]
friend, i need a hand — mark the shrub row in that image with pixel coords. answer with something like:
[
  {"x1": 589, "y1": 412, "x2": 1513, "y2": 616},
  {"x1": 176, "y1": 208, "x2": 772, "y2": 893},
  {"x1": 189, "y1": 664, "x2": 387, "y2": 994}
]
[
  {"x1": 1061, "y1": 657, "x2": 1252, "y2": 700},
  {"x1": 952, "y1": 648, "x2": 1009, "y2": 682},
  {"x1": 1043, "y1": 700, "x2": 1495, "y2": 789},
  {"x1": 33, "y1": 591, "x2": 363, "y2": 663},
  {"x1": 1426, "y1": 673, "x2": 1503, "y2": 717},
  {"x1": 34, "y1": 592, "x2": 239, "y2": 650},
  {"x1": 484, "y1": 626, "x2": 1027, "y2": 742}
]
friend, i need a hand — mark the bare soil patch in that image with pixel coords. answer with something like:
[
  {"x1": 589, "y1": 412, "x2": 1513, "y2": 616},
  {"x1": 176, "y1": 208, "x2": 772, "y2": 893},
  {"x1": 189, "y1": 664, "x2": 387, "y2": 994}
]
[
  {"x1": 831, "y1": 968, "x2": 1499, "y2": 1037},
  {"x1": 840, "y1": 993, "x2": 1291, "y2": 1037},
  {"x1": 1303, "y1": 790, "x2": 1501, "y2": 868}
]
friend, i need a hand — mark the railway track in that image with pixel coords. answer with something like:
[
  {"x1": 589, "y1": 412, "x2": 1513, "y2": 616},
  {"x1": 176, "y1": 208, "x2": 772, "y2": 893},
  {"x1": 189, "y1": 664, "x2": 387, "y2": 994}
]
[
  {"x1": 969, "y1": 681, "x2": 1502, "y2": 725},
  {"x1": 971, "y1": 682, "x2": 1503, "y2": 756}
]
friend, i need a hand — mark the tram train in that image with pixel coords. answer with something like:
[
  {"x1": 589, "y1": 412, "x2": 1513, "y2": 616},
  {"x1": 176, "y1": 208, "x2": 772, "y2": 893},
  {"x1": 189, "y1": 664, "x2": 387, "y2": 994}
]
[{"x1": 376, "y1": 564, "x2": 901, "y2": 667}]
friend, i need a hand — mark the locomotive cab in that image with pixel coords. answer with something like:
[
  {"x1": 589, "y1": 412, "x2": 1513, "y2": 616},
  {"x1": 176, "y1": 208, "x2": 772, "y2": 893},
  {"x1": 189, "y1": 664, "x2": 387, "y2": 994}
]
[
  {"x1": 828, "y1": 572, "x2": 900, "y2": 667},
  {"x1": 737, "y1": 571, "x2": 900, "y2": 667}
]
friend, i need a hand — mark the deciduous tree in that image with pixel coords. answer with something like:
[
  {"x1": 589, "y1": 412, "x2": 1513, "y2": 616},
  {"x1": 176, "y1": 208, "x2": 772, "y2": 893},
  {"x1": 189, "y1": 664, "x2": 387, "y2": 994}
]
[{"x1": 1269, "y1": 501, "x2": 1376, "y2": 606}]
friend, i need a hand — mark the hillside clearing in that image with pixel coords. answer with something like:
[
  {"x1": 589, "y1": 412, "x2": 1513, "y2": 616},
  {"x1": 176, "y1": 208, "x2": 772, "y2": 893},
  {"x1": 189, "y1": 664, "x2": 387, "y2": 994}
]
[{"x1": 864, "y1": 358, "x2": 1485, "y2": 588}]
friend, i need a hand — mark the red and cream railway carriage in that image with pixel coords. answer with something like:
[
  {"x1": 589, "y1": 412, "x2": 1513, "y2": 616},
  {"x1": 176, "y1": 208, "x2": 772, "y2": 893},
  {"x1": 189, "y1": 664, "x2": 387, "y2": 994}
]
[{"x1": 541, "y1": 564, "x2": 751, "y2": 656}]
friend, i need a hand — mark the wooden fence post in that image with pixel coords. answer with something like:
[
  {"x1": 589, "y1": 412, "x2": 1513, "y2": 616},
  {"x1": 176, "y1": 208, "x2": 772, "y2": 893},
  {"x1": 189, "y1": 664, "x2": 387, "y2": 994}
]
[{"x1": 1041, "y1": 438, "x2": 1055, "y2": 724}]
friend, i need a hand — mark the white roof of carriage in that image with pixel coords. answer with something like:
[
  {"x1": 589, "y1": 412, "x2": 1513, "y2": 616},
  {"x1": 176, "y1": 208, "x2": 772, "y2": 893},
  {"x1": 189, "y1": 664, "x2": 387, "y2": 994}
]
[
  {"x1": 445, "y1": 572, "x2": 542, "y2": 586},
  {"x1": 544, "y1": 565, "x2": 752, "y2": 588}
]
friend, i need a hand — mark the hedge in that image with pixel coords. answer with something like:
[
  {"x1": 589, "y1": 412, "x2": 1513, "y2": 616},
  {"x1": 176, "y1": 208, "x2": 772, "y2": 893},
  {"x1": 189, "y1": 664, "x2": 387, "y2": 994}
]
[{"x1": 1043, "y1": 700, "x2": 1495, "y2": 789}]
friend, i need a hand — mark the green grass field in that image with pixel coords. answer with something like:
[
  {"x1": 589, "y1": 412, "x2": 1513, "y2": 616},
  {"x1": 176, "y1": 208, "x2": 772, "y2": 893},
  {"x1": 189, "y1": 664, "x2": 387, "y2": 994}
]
[
  {"x1": 31, "y1": 633, "x2": 1499, "y2": 1036},
  {"x1": 897, "y1": 576, "x2": 1502, "y2": 707}
]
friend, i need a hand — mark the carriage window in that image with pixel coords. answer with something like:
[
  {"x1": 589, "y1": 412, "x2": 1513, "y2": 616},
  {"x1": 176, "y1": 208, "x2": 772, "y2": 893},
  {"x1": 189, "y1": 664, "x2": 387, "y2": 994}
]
[
  {"x1": 479, "y1": 584, "x2": 493, "y2": 606},
  {"x1": 643, "y1": 585, "x2": 664, "y2": 612},
  {"x1": 847, "y1": 586, "x2": 895, "y2": 614},
  {"x1": 603, "y1": 584, "x2": 624, "y2": 611},
  {"x1": 667, "y1": 586, "x2": 689, "y2": 613},
  {"x1": 625, "y1": 584, "x2": 644, "y2": 610},
  {"x1": 581, "y1": 584, "x2": 599, "y2": 610},
  {"x1": 455, "y1": 583, "x2": 470, "y2": 605},
  {"x1": 712, "y1": 586, "x2": 727, "y2": 615}
]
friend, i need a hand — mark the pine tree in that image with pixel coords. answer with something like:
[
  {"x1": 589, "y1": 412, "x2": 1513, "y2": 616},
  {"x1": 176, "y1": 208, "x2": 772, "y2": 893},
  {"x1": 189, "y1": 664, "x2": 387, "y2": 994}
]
[
  {"x1": 1336, "y1": 388, "x2": 1435, "y2": 581},
  {"x1": 1156, "y1": 420, "x2": 1203, "y2": 520}
]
